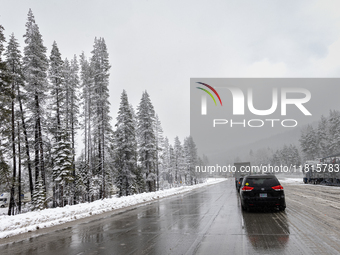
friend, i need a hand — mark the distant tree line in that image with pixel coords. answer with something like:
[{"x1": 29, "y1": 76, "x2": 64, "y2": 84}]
[
  {"x1": 239, "y1": 110, "x2": 340, "y2": 168},
  {"x1": 299, "y1": 110, "x2": 340, "y2": 160},
  {"x1": 246, "y1": 144, "x2": 301, "y2": 170},
  {"x1": 0, "y1": 9, "x2": 201, "y2": 215}
]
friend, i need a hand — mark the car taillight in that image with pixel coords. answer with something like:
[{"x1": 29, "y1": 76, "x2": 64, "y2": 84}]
[
  {"x1": 242, "y1": 186, "x2": 254, "y2": 191},
  {"x1": 272, "y1": 185, "x2": 283, "y2": 191}
]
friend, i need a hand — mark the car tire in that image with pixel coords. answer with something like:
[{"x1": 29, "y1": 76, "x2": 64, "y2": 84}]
[
  {"x1": 279, "y1": 206, "x2": 286, "y2": 212},
  {"x1": 241, "y1": 203, "x2": 246, "y2": 211}
]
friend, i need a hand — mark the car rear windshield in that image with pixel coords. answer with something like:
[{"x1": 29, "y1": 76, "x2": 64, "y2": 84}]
[{"x1": 245, "y1": 178, "x2": 280, "y2": 187}]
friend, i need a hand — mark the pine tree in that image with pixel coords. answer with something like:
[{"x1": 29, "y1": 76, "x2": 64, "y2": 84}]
[
  {"x1": 114, "y1": 90, "x2": 137, "y2": 196},
  {"x1": 290, "y1": 144, "x2": 301, "y2": 167},
  {"x1": 90, "y1": 38, "x2": 112, "y2": 198},
  {"x1": 0, "y1": 25, "x2": 12, "y2": 193},
  {"x1": 22, "y1": 9, "x2": 49, "y2": 197},
  {"x1": 137, "y1": 91, "x2": 157, "y2": 192},
  {"x1": 79, "y1": 52, "x2": 93, "y2": 201},
  {"x1": 300, "y1": 125, "x2": 318, "y2": 160},
  {"x1": 70, "y1": 55, "x2": 79, "y2": 203},
  {"x1": 161, "y1": 137, "x2": 171, "y2": 188},
  {"x1": 8, "y1": 34, "x2": 17, "y2": 216},
  {"x1": 62, "y1": 55, "x2": 79, "y2": 204},
  {"x1": 0, "y1": 26, "x2": 16, "y2": 215},
  {"x1": 52, "y1": 128, "x2": 73, "y2": 207},
  {"x1": 173, "y1": 136, "x2": 183, "y2": 186},
  {"x1": 49, "y1": 41, "x2": 64, "y2": 142},
  {"x1": 183, "y1": 136, "x2": 198, "y2": 185},
  {"x1": 271, "y1": 150, "x2": 281, "y2": 167},
  {"x1": 317, "y1": 115, "x2": 330, "y2": 157},
  {"x1": 280, "y1": 145, "x2": 290, "y2": 166},
  {"x1": 328, "y1": 110, "x2": 340, "y2": 155},
  {"x1": 6, "y1": 33, "x2": 34, "y2": 199},
  {"x1": 169, "y1": 144, "x2": 175, "y2": 187},
  {"x1": 131, "y1": 104, "x2": 144, "y2": 193},
  {"x1": 74, "y1": 154, "x2": 88, "y2": 203},
  {"x1": 154, "y1": 115, "x2": 164, "y2": 190},
  {"x1": 0, "y1": 25, "x2": 12, "y2": 116},
  {"x1": 49, "y1": 41, "x2": 64, "y2": 207}
]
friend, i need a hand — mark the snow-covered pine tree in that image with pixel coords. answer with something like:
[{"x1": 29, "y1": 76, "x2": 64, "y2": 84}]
[
  {"x1": 317, "y1": 115, "x2": 330, "y2": 157},
  {"x1": 328, "y1": 110, "x2": 340, "y2": 155},
  {"x1": 183, "y1": 136, "x2": 198, "y2": 185},
  {"x1": 74, "y1": 153, "x2": 88, "y2": 203},
  {"x1": 160, "y1": 137, "x2": 171, "y2": 188},
  {"x1": 0, "y1": 26, "x2": 17, "y2": 215},
  {"x1": 169, "y1": 144, "x2": 175, "y2": 187},
  {"x1": 154, "y1": 115, "x2": 164, "y2": 190},
  {"x1": 7, "y1": 33, "x2": 18, "y2": 215},
  {"x1": 90, "y1": 38, "x2": 112, "y2": 199},
  {"x1": 114, "y1": 90, "x2": 137, "y2": 196},
  {"x1": 299, "y1": 128, "x2": 308, "y2": 160},
  {"x1": 137, "y1": 91, "x2": 157, "y2": 192},
  {"x1": 63, "y1": 58, "x2": 71, "y2": 129},
  {"x1": 173, "y1": 136, "x2": 183, "y2": 186},
  {"x1": 69, "y1": 55, "x2": 79, "y2": 204},
  {"x1": 52, "y1": 127, "x2": 73, "y2": 207},
  {"x1": 6, "y1": 33, "x2": 34, "y2": 199},
  {"x1": 290, "y1": 144, "x2": 301, "y2": 167},
  {"x1": 0, "y1": 25, "x2": 12, "y2": 194},
  {"x1": 69, "y1": 55, "x2": 79, "y2": 163},
  {"x1": 300, "y1": 125, "x2": 318, "y2": 160},
  {"x1": 79, "y1": 52, "x2": 93, "y2": 201},
  {"x1": 49, "y1": 41, "x2": 64, "y2": 143},
  {"x1": 130, "y1": 104, "x2": 144, "y2": 193},
  {"x1": 271, "y1": 150, "x2": 281, "y2": 167},
  {"x1": 22, "y1": 9, "x2": 49, "y2": 197},
  {"x1": 280, "y1": 145, "x2": 290, "y2": 166},
  {"x1": 49, "y1": 41, "x2": 64, "y2": 207},
  {"x1": 0, "y1": 25, "x2": 12, "y2": 116}
]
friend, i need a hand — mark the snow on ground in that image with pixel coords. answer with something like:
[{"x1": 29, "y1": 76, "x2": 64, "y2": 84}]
[
  {"x1": 0, "y1": 178, "x2": 226, "y2": 239},
  {"x1": 278, "y1": 177, "x2": 304, "y2": 184}
]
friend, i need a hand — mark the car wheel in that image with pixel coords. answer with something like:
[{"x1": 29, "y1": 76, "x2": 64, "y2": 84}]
[
  {"x1": 279, "y1": 206, "x2": 286, "y2": 212},
  {"x1": 241, "y1": 202, "x2": 246, "y2": 211}
]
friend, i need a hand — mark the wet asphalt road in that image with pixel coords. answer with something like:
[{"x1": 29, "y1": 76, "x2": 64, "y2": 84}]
[{"x1": 1, "y1": 179, "x2": 340, "y2": 255}]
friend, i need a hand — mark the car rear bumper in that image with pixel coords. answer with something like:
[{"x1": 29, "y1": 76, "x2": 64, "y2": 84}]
[{"x1": 242, "y1": 197, "x2": 286, "y2": 208}]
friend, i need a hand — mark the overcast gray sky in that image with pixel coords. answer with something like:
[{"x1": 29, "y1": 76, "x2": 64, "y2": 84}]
[{"x1": 1, "y1": 0, "x2": 340, "y2": 145}]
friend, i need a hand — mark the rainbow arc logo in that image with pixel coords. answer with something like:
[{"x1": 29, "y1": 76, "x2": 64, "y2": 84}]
[{"x1": 196, "y1": 82, "x2": 223, "y2": 106}]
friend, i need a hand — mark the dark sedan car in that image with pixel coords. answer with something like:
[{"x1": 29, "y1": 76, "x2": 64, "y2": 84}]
[{"x1": 240, "y1": 174, "x2": 286, "y2": 211}]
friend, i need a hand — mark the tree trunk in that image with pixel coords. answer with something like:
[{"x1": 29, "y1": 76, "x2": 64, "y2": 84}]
[
  {"x1": 71, "y1": 106, "x2": 76, "y2": 205},
  {"x1": 17, "y1": 121, "x2": 22, "y2": 213},
  {"x1": 8, "y1": 83, "x2": 16, "y2": 216},
  {"x1": 17, "y1": 84, "x2": 33, "y2": 198},
  {"x1": 101, "y1": 113, "x2": 105, "y2": 199}
]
